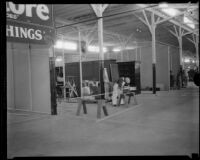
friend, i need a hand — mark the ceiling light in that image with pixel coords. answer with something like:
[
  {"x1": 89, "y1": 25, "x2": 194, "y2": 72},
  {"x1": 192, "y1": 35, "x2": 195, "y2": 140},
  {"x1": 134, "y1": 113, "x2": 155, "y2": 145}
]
[
  {"x1": 63, "y1": 41, "x2": 77, "y2": 50},
  {"x1": 184, "y1": 58, "x2": 190, "y2": 63},
  {"x1": 54, "y1": 40, "x2": 78, "y2": 50},
  {"x1": 103, "y1": 47, "x2": 107, "y2": 53},
  {"x1": 126, "y1": 46, "x2": 137, "y2": 50},
  {"x1": 56, "y1": 56, "x2": 63, "y2": 62},
  {"x1": 158, "y1": 3, "x2": 168, "y2": 8},
  {"x1": 113, "y1": 48, "x2": 121, "y2": 52},
  {"x1": 88, "y1": 45, "x2": 107, "y2": 53},
  {"x1": 88, "y1": 46, "x2": 99, "y2": 52},
  {"x1": 161, "y1": 8, "x2": 179, "y2": 16},
  {"x1": 183, "y1": 16, "x2": 195, "y2": 29},
  {"x1": 54, "y1": 40, "x2": 63, "y2": 49}
]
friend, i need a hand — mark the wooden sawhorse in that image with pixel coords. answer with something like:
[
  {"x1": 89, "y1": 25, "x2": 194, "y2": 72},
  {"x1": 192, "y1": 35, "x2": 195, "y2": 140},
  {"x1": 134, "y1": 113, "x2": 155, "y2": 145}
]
[
  {"x1": 118, "y1": 91, "x2": 138, "y2": 106},
  {"x1": 76, "y1": 98, "x2": 109, "y2": 119}
]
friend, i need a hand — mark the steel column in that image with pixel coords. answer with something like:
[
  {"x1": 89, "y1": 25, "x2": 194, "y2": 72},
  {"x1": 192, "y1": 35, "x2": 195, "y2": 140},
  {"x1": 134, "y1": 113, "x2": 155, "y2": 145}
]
[
  {"x1": 62, "y1": 36, "x2": 66, "y2": 100},
  {"x1": 49, "y1": 5, "x2": 57, "y2": 115},
  {"x1": 91, "y1": 4, "x2": 108, "y2": 99},
  {"x1": 151, "y1": 12, "x2": 157, "y2": 94},
  {"x1": 98, "y1": 5, "x2": 105, "y2": 99},
  {"x1": 178, "y1": 27, "x2": 183, "y2": 70},
  {"x1": 168, "y1": 46, "x2": 170, "y2": 91},
  {"x1": 78, "y1": 29, "x2": 83, "y2": 98}
]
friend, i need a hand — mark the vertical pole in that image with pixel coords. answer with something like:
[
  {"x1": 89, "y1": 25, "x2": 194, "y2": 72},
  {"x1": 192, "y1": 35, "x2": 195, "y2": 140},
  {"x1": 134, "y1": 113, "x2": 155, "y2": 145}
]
[
  {"x1": 49, "y1": 48, "x2": 57, "y2": 115},
  {"x1": 49, "y1": 5, "x2": 57, "y2": 115},
  {"x1": 178, "y1": 27, "x2": 183, "y2": 70},
  {"x1": 168, "y1": 46, "x2": 170, "y2": 91},
  {"x1": 98, "y1": 5, "x2": 104, "y2": 99},
  {"x1": 151, "y1": 12, "x2": 156, "y2": 94},
  {"x1": 78, "y1": 29, "x2": 83, "y2": 98},
  {"x1": 170, "y1": 47, "x2": 172, "y2": 70},
  {"x1": 62, "y1": 36, "x2": 66, "y2": 100}
]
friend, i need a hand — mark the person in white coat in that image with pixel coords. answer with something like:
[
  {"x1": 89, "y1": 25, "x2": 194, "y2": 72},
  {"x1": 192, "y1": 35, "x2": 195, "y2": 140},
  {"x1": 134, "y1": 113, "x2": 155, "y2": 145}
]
[{"x1": 112, "y1": 80, "x2": 119, "y2": 106}]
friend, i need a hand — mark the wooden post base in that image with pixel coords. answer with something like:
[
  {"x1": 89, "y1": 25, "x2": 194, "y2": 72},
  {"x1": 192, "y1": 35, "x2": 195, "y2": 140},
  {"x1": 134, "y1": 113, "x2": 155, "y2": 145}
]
[
  {"x1": 76, "y1": 98, "x2": 87, "y2": 116},
  {"x1": 97, "y1": 100, "x2": 108, "y2": 119}
]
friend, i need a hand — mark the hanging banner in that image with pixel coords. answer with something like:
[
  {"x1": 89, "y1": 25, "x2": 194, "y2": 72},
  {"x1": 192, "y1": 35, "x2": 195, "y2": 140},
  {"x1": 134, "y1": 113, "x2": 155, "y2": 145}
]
[
  {"x1": 6, "y1": 2, "x2": 53, "y2": 27},
  {"x1": 6, "y1": 20, "x2": 55, "y2": 44}
]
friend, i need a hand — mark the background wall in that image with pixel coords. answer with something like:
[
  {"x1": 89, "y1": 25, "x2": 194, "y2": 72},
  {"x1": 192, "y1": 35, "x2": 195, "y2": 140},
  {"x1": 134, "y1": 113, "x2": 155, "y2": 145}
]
[
  {"x1": 156, "y1": 43, "x2": 170, "y2": 91},
  {"x1": 30, "y1": 44, "x2": 51, "y2": 113},
  {"x1": 140, "y1": 43, "x2": 171, "y2": 91},
  {"x1": 7, "y1": 42, "x2": 51, "y2": 113},
  {"x1": 140, "y1": 45, "x2": 153, "y2": 90},
  {"x1": 170, "y1": 46, "x2": 180, "y2": 82}
]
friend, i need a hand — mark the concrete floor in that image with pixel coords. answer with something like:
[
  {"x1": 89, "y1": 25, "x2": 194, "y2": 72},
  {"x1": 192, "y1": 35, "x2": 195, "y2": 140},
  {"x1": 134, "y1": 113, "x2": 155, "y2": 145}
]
[{"x1": 7, "y1": 83, "x2": 199, "y2": 157}]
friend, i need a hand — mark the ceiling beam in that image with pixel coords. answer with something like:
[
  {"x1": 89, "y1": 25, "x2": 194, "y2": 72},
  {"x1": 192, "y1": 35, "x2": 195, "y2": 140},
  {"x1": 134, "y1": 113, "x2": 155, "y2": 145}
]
[
  {"x1": 133, "y1": 13, "x2": 149, "y2": 28},
  {"x1": 142, "y1": 10, "x2": 151, "y2": 31},
  {"x1": 55, "y1": 16, "x2": 129, "y2": 41},
  {"x1": 155, "y1": 9, "x2": 189, "y2": 25},
  {"x1": 182, "y1": 29, "x2": 199, "y2": 36},
  {"x1": 91, "y1": 4, "x2": 109, "y2": 17},
  {"x1": 136, "y1": 4, "x2": 198, "y2": 36},
  {"x1": 169, "y1": 29, "x2": 178, "y2": 37}
]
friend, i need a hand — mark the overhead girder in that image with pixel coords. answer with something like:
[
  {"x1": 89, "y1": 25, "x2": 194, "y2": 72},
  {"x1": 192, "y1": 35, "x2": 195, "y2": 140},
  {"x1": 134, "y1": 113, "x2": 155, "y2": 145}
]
[
  {"x1": 186, "y1": 34, "x2": 199, "y2": 67},
  {"x1": 136, "y1": 4, "x2": 199, "y2": 37}
]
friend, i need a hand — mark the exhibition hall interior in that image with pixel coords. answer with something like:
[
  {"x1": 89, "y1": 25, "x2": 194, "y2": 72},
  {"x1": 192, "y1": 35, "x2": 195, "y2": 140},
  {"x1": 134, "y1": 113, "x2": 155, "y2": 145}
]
[{"x1": 6, "y1": 3, "x2": 199, "y2": 158}]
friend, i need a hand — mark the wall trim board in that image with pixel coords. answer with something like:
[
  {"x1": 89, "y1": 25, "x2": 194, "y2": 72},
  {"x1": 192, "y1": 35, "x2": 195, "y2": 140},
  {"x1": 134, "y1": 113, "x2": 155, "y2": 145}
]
[
  {"x1": 7, "y1": 108, "x2": 50, "y2": 115},
  {"x1": 28, "y1": 44, "x2": 33, "y2": 111}
]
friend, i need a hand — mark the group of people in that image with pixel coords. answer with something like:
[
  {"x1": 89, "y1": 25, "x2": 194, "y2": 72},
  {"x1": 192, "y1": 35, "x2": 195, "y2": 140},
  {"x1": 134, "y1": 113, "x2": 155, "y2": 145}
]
[
  {"x1": 82, "y1": 80, "x2": 100, "y2": 99},
  {"x1": 112, "y1": 77, "x2": 131, "y2": 106},
  {"x1": 81, "y1": 77, "x2": 132, "y2": 106},
  {"x1": 170, "y1": 66, "x2": 199, "y2": 89}
]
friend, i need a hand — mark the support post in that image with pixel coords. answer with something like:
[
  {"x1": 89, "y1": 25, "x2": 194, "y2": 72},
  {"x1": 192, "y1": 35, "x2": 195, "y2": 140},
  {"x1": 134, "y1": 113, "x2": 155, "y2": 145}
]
[
  {"x1": 62, "y1": 36, "x2": 66, "y2": 100},
  {"x1": 98, "y1": 5, "x2": 104, "y2": 99},
  {"x1": 151, "y1": 12, "x2": 157, "y2": 94},
  {"x1": 187, "y1": 35, "x2": 199, "y2": 68},
  {"x1": 49, "y1": 51, "x2": 57, "y2": 115},
  {"x1": 193, "y1": 35, "x2": 199, "y2": 68},
  {"x1": 91, "y1": 4, "x2": 108, "y2": 99},
  {"x1": 178, "y1": 27, "x2": 183, "y2": 70},
  {"x1": 168, "y1": 46, "x2": 170, "y2": 91},
  {"x1": 78, "y1": 28, "x2": 83, "y2": 98},
  {"x1": 168, "y1": 26, "x2": 184, "y2": 72},
  {"x1": 49, "y1": 5, "x2": 57, "y2": 115},
  {"x1": 135, "y1": 10, "x2": 157, "y2": 94}
]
